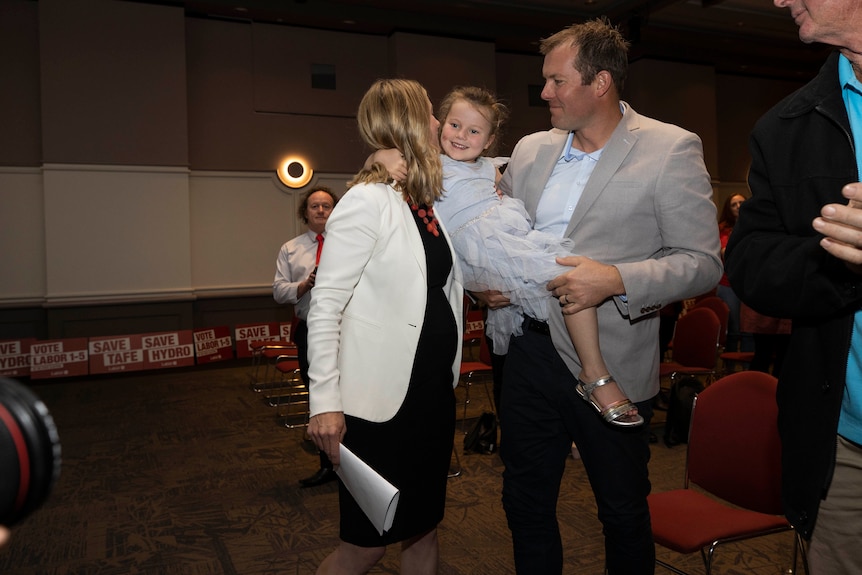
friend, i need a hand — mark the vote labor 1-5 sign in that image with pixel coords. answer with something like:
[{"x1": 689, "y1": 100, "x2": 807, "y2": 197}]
[
  {"x1": 30, "y1": 338, "x2": 90, "y2": 380},
  {"x1": 193, "y1": 326, "x2": 234, "y2": 364}
]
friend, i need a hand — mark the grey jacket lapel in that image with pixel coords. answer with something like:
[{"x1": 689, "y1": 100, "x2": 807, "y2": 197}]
[
  {"x1": 563, "y1": 106, "x2": 640, "y2": 238},
  {"x1": 524, "y1": 132, "x2": 568, "y2": 219}
]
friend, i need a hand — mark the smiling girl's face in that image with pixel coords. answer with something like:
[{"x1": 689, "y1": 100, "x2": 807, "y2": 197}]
[{"x1": 439, "y1": 99, "x2": 495, "y2": 163}]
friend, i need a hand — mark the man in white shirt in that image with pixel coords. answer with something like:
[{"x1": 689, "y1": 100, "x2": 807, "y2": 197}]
[{"x1": 273, "y1": 186, "x2": 339, "y2": 487}]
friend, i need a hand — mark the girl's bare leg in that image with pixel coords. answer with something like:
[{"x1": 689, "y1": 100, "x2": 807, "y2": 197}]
[{"x1": 564, "y1": 308, "x2": 638, "y2": 419}]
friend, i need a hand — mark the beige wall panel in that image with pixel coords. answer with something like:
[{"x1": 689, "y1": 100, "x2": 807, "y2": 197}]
[
  {"x1": 43, "y1": 165, "x2": 192, "y2": 304},
  {"x1": 39, "y1": 0, "x2": 188, "y2": 166},
  {"x1": 189, "y1": 171, "x2": 353, "y2": 297},
  {"x1": 0, "y1": 168, "x2": 45, "y2": 304}
]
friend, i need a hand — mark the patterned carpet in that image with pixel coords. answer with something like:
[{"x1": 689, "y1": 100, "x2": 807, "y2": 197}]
[{"x1": 0, "y1": 361, "x2": 802, "y2": 574}]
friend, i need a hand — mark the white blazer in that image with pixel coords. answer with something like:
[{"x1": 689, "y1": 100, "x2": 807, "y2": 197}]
[{"x1": 307, "y1": 182, "x2": 464, "y2": 422}]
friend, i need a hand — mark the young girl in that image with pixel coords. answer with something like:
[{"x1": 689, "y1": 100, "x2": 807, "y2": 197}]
[{"x1": 374, "y1": 86, "x2": 641, "y2": 427}]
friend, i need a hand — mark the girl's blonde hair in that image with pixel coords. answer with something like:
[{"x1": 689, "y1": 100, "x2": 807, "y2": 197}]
[
  {"x1": 437, "y1": 86, "x2": 509, "y2": 157},
  {"x1": 350, "y1": 79, "x2": 443, "y2": 207}
]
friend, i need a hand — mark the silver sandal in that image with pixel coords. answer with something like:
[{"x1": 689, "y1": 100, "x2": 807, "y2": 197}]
[{"x1": 575, "y1": 375, "x2": 644, "y2": 428}]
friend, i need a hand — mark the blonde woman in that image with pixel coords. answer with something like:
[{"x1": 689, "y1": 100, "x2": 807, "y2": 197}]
[{"x1": 306, "y1": 79, "x2": 463, "y2": 575}]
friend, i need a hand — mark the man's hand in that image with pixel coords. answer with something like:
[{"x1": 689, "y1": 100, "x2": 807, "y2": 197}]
[
  {"x1": 547, "y1": 256, "x2": 625, "y2": 315},
  {"x1": 297, "y1": 270, "x2": 317, "y2": 298},
  {"x1": 471, "y1": 289, "x2": 511, "y2": 310},
  {"x1": 308, "y1": 411, "x2": 346, "y2": 467},
  {"x1": 814, "y1": 182, "x2": 862, "y2": 274}
]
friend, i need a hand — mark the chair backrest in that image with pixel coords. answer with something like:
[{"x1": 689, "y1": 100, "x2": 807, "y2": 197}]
[
  {"x1": 692, "y1": 296, "x2": 729, "y2": 348},
  {"x1": 463, "y1": 296, "x2": 485, "y2": 341},
  {"x1": 686, "y1": 370, "x2": 782, "y2": 514},
  {"x1": 670, "y1": 307, "x2": 721, "y2": 369}
]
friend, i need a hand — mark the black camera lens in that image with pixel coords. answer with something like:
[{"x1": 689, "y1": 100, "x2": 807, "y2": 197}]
[{"x1": 0, "y1": 378, "x2": 61, "y2": 527}]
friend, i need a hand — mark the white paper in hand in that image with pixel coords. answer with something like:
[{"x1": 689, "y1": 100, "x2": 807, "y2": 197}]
[{"x1": 335, "y1": 443, "x2": 400, "y2": 535}]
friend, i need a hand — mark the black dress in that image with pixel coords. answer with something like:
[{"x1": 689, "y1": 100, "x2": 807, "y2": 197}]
[{"x1": 338, "y1": 205, "x2": 458, "y2": 547}]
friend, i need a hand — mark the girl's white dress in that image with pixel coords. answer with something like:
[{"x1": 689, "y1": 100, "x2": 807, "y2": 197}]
[{"x1": 436, "y1": 155, "x2": 574, "y2": 354}]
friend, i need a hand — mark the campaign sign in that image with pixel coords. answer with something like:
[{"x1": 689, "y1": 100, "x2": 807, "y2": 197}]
[
  {"x1": 141, "y1": 330, "x2": 195, "y2": 370},
  {"x1": 89, "y1": 335, "x2": 145, "y2": 374},
  {"x1": 0, "y1": 339, "x2": 36, "y2": 377},
  {"x1": 279, "y1": 321, "x2": 294, "y2": 343},
  {"x1": 234, "y1": 322, "x2": 282, "y2": 358},
  {"x1": 30, "y1": 338, "x2": 89, "y2": 380},
  {"x1": 193, "y1": 326, "x2": 234, "y2": 364}
]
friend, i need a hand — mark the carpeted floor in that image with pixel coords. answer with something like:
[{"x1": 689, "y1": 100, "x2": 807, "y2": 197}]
[{"x1": 0, "y1": 361, "x2": 801, "y2": 574}]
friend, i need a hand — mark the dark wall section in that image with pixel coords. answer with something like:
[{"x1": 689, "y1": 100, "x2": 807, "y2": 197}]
[
  {"x1": 0, "y1": 1, "x2": 41, "y2": 167},
  {"x1": 39, "y1": 0, "x2": 189, "y2": 167}
]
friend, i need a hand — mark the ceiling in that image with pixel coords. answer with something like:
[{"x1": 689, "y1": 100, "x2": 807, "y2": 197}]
[{"x1": 141, "y1": 0, "x2": 832, "y2": 81}]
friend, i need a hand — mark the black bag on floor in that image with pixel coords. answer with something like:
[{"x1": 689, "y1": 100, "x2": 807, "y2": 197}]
[
  {"x1": 464, "y1": 411, "x2": 498, "y2": 454},
  {"x1": 663, "y1": 376, "x2": 703, "y2": 447}
]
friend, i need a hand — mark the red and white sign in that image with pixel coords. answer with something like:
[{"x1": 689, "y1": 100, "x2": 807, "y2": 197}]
[
  {"x1": 89, "y1": 335, "x2": 145, "y2": 374},
  {"x1": 193, "y1": 326, "x2": 234, "y2": 364},
  {"x1": 234, "y1": 322, "x2": 283, "y2": 358},
  {"x1": 141, "y1": 330, "x2": 195, "y2": 370},
  {"x1": 30, "y1": 338, "x2": 89, "y2": 380},
  {"x1": 0, "y1": 339, "x2": 36, "y2": 377}
]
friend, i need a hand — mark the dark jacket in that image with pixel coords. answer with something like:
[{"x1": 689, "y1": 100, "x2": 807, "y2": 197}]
[{"x1": 726, "y1": 51, "x2": 862, "y2": 540}]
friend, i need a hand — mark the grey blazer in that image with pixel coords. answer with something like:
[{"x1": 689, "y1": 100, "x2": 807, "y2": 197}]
[{"x1": 498, "y1": 103, "x2": 721, "y2": 402}]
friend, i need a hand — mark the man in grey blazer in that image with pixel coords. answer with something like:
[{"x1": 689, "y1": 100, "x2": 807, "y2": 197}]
[{"x1": 489, "y1": 19, "x2": 722, "y2": 574}]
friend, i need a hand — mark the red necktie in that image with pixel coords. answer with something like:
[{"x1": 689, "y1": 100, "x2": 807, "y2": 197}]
[{"x1": 315, "y1": 233, "x2": 324, "y2": 265}]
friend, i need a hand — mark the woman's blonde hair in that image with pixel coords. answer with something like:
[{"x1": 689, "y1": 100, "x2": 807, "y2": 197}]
[{"x1": 350, "y1": 79, "x2": 443, "y2": 207}]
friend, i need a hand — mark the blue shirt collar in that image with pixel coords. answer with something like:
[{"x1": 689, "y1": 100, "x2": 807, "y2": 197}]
[{"x1": 839, "y1": 54, "x2": 862, "y2": 177}]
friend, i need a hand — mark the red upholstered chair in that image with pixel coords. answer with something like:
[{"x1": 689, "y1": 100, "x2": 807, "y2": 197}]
[
  {"x1": 250, "y1": 341, "x2": 297, "y2": 392},
  {"x1": 249, "y1": 316, "x2": 300, "y2": 391},
  {"x1": 459, "y1": 334, "x2": 495, "y2": 434},
  {"x1": 271, "y1": 355, "x2": 307, "y2": 428},
  {"x1": 648, "y1": 371, "x2": 807, "y2": 575},
  {"x1": 462, "y1": 296, "x2": 485, "y2": 361},
  {"x1": 659, "y1": 307, "x2": 722, "y2": 388},
  {"x1": 719, "y1": 349, "x2": 756, "y2": 374},
  {"x1": 691, "y1": 296, "x2": 729, "y2": 351}
]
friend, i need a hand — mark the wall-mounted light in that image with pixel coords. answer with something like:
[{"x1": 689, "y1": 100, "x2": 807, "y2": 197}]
[{"x1": 277, "y1": 156, "x2": 313, "y2": 188}]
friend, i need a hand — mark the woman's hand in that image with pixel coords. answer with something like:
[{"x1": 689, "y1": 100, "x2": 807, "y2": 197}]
[{"x1": 308, "y1": 411, "x2": 346, "y2": 466}]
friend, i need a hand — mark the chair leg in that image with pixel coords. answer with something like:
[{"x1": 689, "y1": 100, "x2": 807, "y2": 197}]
[
  {"x1": 448, "y1": 442, "x2": 462, "y2": 478},
  {"x1": 794, "y1": 530, "x2": 809, "y2": 575},
  {"x1": 461, "y1": 380, "x2": 472, "y2": 435},
  {"x1": 483, "y1": 376, "x2": 496, "y2": 416}
]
